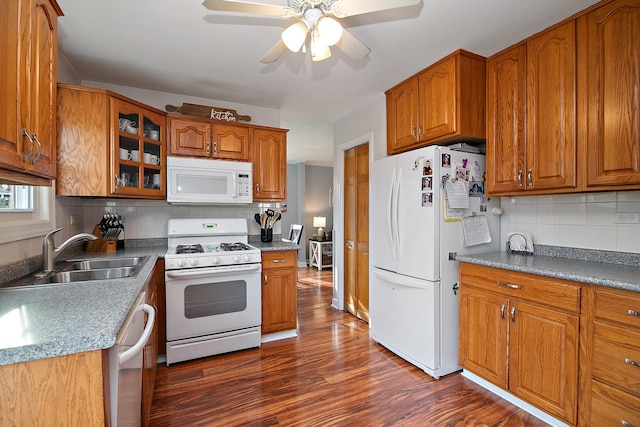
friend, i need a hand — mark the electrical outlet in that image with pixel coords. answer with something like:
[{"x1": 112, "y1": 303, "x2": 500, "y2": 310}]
[
  {"x1": 69, "y1": 215, "x2": 77, "y2": 225},
  {"x1": 614, "y1": 212, "x2": 640, "y2": 224}
]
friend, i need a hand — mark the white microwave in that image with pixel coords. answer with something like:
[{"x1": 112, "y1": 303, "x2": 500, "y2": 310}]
[{"x1": 166, "y1": 156, "x2": 253, "y2": 204}]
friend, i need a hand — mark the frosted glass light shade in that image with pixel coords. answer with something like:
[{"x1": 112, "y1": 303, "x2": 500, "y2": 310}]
[
  {"x1": 311, "y1": 35, "x2": 331, "y2": 61},
  {"x1": 282, "y1": 21, "x2": 308, "y2": 52},
  {"x1": 317, "y1": 16, "x2": 342, "y2": 46}
]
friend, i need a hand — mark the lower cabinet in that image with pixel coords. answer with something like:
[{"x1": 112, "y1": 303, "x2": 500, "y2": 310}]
[
  {"x1": 458, "y1": 263, "x2": 581, "y2": 425},
  {"x1": 261, "y1": 250, "x2": 297, "y2": 334},
  {"x1": 142, "y1": 259, "x2": 162, "y2": 426},
  {"x1": 586, "y1": 287, "x2": 640, "y2": 427}
]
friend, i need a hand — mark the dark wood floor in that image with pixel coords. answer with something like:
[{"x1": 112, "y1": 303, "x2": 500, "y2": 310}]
[{"x1": 149, "y1": 268, "x2": 549, "y2": 426}]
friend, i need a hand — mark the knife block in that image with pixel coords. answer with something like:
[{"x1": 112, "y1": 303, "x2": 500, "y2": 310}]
[{"x1": 86, "y1": 225, "x2": 117, "y2": 253}]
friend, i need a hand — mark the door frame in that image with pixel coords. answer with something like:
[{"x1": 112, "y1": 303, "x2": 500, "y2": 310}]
[{"x1": 332, "y1": 132, "x2": 373, "y2": 311}]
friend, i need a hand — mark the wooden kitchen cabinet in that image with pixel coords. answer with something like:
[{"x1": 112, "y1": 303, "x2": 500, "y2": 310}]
[
  {"x1": 578, "y1": 0, "x2": 640, "y2": 190},
  {"x1": 458, "y1": 263, "x2": 581, "y2": 425},
  {"x1": 486, "y1": 21, "x2": 578, "y2": 195},
  {"x1": 252, "y1": 127, "x2": 288, "y2": 201},
  {"x1": 0, "y1": 0, "x2": 63, "y2": 185},
  {"x1": 584, "y1": 287, "x2": 640, "y2": 426},
  {"x1": 168, "y1": 115, "x2": 250, "y2": 161},
  {"x1": 386, "y1": 49, "x2": 486, "y2": 155},
  {"x1": 142, "y1": 259, "x2": 163, "y2": 426},
  {"x1": 261, "y1": 250, "x2": 297, "y2": 334},
  {"x1": 57, "y1": 83, "x2": 166, "y2": 199}
]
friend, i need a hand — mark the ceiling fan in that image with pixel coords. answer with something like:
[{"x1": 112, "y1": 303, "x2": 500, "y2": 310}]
[{"x1": 202, "y1": 0, "x2": 421, "y2": 63}]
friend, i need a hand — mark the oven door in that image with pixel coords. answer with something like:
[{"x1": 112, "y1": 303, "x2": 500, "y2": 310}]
[{"x1": 165, "y1": 263, "x2": 261, "y2": 341}]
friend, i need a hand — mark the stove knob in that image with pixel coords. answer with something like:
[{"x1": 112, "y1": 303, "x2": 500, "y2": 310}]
[
  {"x1": 212, "y1": 256, "x2": 221, "y2": 265},
  {"x1": 243, "y1": 254, "x2": 251, "y2": 262},
  {"x1": 189, "y1": 258, "x2": 198, "y2": 267},
  {"x1": 177, "y1": 259, "x2": 185, "y2": 268},
  {"x1": 233, "y1": 255, "x2": 240, "y2": 263}
]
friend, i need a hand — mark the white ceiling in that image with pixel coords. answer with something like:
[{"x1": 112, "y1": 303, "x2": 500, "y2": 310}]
[{"x1": 56, "y1": 0, "x2": 600, "y2": 166}]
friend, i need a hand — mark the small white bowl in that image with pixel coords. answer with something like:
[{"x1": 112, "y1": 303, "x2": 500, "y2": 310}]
[{"x1": 126, "y1": 125, "x2": 138, "y2": 135}]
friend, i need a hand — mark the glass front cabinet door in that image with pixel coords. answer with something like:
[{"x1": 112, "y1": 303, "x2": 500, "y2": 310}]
[{"x1": 111, "y1": 99, "x2": 165, "y2": 198}]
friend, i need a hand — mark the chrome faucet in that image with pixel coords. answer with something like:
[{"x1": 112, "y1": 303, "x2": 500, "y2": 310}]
[{"x1": 42, "y1": 228, "x2": 98, "y2": 272}]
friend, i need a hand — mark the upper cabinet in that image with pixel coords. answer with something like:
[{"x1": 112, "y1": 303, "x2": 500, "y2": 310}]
[
  {"x1": 168, "y1": 115, "x2": 250, "y2": 161},
  {"x1": 57, "y1": 84, "x2": 166, "y2": 199},
  {"x1": 0, "y1": 0, "x2": 63, "y2": 185},
  {"x1": 578, "y1": 0, "x2": 640, "y2": 189},
  {"x1": 487, "y1": 21, "x2": 578, "y2": 194},
  {"x1": 252, "y1": 128, "x2": 288, "y2": 201},
  {"x1": 487, "y1": 0, "x2": 640, "y2": 196},
  {"x1": 386, "y1": 49, "x2": 486, "y2": 155}
]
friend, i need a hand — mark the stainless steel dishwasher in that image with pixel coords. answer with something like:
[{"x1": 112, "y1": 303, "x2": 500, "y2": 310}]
[{"x1": 108, "y1": 292, "x2": 155, "y2": 426}]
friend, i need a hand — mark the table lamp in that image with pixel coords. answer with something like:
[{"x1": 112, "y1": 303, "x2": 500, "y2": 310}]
[{"x1": 313, "y1": 216, "x2": 326, "y2": 240}]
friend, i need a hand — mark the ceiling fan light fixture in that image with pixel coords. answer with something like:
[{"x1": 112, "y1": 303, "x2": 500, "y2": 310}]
[
  {"x1": 281, "y1": 21, "x2": 308, "y2": 53},
  {"x1": 311, "y1": 31, "x2": 331, "y2": 61},
  {"x1": 316, "y1": 16, "x2": 342, "y2": 46}
]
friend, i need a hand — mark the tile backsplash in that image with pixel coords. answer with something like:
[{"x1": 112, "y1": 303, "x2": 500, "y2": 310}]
[
  {"x1": 0, "y1": 196, "x2": 282, "y2": 267},
  {"x1": 500, "y1": 190, "x2": 640, "y2": 253}
]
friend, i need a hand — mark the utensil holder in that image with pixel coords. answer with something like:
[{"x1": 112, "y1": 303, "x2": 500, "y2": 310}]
[{"x1": 261, "y1": 228, "x2": 273, "y2": 243}]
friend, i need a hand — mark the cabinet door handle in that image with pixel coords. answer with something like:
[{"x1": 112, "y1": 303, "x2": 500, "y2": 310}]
[
  {"x1": 418, "y1": 124, "x2": 423, "y2": 139},
  {"x1": 271, "y1": 259, "x2": 286, "y2": 263},
  {"x1": 621, "y1": 421, "x2": 633, "y2": 427},
  {"x1": 213, "y1": 141, "x2": 217, "y2": 154},
  {"x1": 22, "y1": 128, "x2": 34, "y2": 162},
  {"x1": 510, "y1": 306, "x2": 516, "y2": 324},
  {"x1": 527, "y1": 169, "x2": 533, "y2": 186},
  {"x1": 255, "y1": 184, "x2": 260, "y2": 194},
  {"x1": 628, "y1": 309, "x2": 640, "y2": 317},
  {"x1": 264, "y1": 274, "x2": 267, "y2": 285},
  {"x1": 498, "y1": 281, "x2": 521, "y2": 290},
  {"x1": 31, "y1": 133, "x2": 42, "y2": 164},
  {"x1": 625, "y1": 358, "x2": 640, "y2": 369},
  {"x1": 500, "y1": 303, "x2": 506, "y2": 320},
  {"x1": 411, "y1": 126, "x2": 416, "y2": 139},
  {"x1": 517, "y1": 170, "x2": 523, "y2": 187},
  {"x1": 206, "y1": 141, "x2": 211, "y2": 154}
]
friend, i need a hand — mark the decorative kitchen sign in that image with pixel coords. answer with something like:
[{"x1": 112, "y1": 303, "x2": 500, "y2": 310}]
[{"x1": 165, "y1": 103, "x2": 252, "y2": 122}]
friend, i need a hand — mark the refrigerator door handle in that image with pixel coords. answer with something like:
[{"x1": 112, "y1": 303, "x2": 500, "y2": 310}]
[
  {"x1": 388, "y1": 167, "x2": 397, "y2": 259},
  {"x1": 394, "y1": 167, "x2": 402, "y2": 260},
  {"x1": 372, "y1": 268, "x2": 434, "y2": 290}
]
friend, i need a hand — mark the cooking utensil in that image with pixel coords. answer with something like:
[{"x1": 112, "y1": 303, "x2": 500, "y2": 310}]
[{"x1": 254, "y1": 213, "x2": 261, "y2": 225}]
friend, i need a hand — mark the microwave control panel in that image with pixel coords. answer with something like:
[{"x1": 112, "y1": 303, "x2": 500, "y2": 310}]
[{"x1": 237, "y1": 173, "x2": 251, "y2": 197}]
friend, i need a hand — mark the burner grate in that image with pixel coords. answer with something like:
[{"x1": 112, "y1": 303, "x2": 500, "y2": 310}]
[
  {"x1": 176, "y1": 244, "x2": 204, "y2": 254},
  {"x1": 220, "y1": 242, "x2": 252, "y2": 252}
]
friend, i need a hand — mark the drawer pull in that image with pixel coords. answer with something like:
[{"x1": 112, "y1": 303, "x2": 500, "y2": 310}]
[
  {"x1": 500, "y1": 304, "x2": 506, "y2": 320},
  {"x1": 625, "y1": 358, "x2": 640, "y2": 368},
  {"x1": 271, "y1": 259, "x2": 286, "y2": 263},
  {"x1": 629, "y1": 309, "x2": 640, "y2": 317},
  {"x1": 498, "y1": 281, "x2": 522, "y2": 290},
  {"x1": 621, "y1": 421, "x2": 633, "y2": 427}
]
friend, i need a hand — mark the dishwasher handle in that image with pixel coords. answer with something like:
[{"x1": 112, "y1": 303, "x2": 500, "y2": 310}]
[{"x1": 120, "y1": 303, "x2": 155, "y2": 366}]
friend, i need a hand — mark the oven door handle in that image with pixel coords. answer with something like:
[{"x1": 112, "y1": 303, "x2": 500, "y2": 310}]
[{"x1": 166, "y1": 264, "x2": 261, "y2": 279}]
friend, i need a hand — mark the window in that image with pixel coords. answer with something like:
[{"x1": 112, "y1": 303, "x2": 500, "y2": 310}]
[
  {"x1": 0, "y1": 185, "x2": 54, "y2": 244},
  {"x1": 0, "y1": 184, "x2": 34, "y2": 210}
]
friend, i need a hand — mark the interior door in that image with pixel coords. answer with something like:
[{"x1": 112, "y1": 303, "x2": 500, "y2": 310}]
[{"x1": 344, "y1": 143, "x2": 369, "y2": 322}]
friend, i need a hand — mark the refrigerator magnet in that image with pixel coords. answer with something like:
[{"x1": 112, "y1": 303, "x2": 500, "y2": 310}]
[
  {"x1": 422, "y1": 176, "x2": 432, "y2": 191},
  {"x1": 442, "y1": 153, "x2": 451, "y2": 168},
  {"x1": 422, "y1": 192, "x2": 433, "y2": 207},
  {"x1": 423, "y1": 159, "x2": 433, "y2": 176}
]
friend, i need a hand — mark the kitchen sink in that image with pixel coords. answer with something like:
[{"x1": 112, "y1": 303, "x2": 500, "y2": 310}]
[
  {"x1": 0, "y1": 256, "x2": 149, "y2": 289},
  {"x1": 63, "y1": 256, "x2": 145, "y2": 271},
  {"x1": 34, "y1": 267, "x2": 137, "y2": 284}
]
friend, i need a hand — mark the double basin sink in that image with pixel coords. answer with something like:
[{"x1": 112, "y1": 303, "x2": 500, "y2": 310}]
[{"x1": 3, "y1": 256, "x2": 148, "y2": 289}]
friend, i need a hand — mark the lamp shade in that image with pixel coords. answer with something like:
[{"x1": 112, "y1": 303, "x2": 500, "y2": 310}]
[
  {"x1": 282, "y1": 21, "x2": 308, "y2": 52},
  {"x1": 317, "y1": 16, "x2": 342, "y2": 46},
  {"x1": 311, "y1": 32, "x2": 331, "y2": 61},
  {"x1": 313, "y1": 216, "x2": 326, "y2": 228}
]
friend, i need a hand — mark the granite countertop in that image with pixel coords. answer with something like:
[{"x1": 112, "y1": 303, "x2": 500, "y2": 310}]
[
  {"x1": 457, "y1": 246, "x2": 640, "y2": 293},
  {"x1": 0, "y1": 246, "x2": 166, "y2": 366},
  {"x1": 252, "y1": 239, "x2": 301, "y2": 252}
]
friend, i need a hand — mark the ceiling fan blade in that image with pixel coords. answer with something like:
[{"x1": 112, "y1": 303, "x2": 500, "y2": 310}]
[
  {"x1": 333, "y1": 0, "x2": 421, "y2": 17},
  {"x1": 335, "y1": 28, "x2": 370, "y2": 60},
  {"x1": 202, "y1": 0, "x2": 287, "y2": 17},
  {"x1": 260, "y1": 39, "x2": 287, "y2": 64}
]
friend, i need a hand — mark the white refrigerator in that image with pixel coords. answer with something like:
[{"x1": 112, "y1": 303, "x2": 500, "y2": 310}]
[{"x1": 370, "y1": 145, "x2": 499, "y2": 379}]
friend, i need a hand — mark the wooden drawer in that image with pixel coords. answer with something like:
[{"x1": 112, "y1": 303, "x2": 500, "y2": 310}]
[
  {"x1": 459, "y1": 263, "x2": 581, "y2": 313},
  {"x1": 590, "y1": 380, "x2": 640, "y2": 427},
  {"x1": 261, "y1": 250, "x2": 297, "y2": 269},
  {"x1": 595, "y1": 287, "x2": 640, "y2": 330},
  {"x1": 592, "y1": 321, "x2": 640, "y2": 396}
]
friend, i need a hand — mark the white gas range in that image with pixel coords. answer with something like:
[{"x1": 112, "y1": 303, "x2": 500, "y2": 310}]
[{"x1": 164, "y1": 218, "x2": 262, "y2": 365}]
